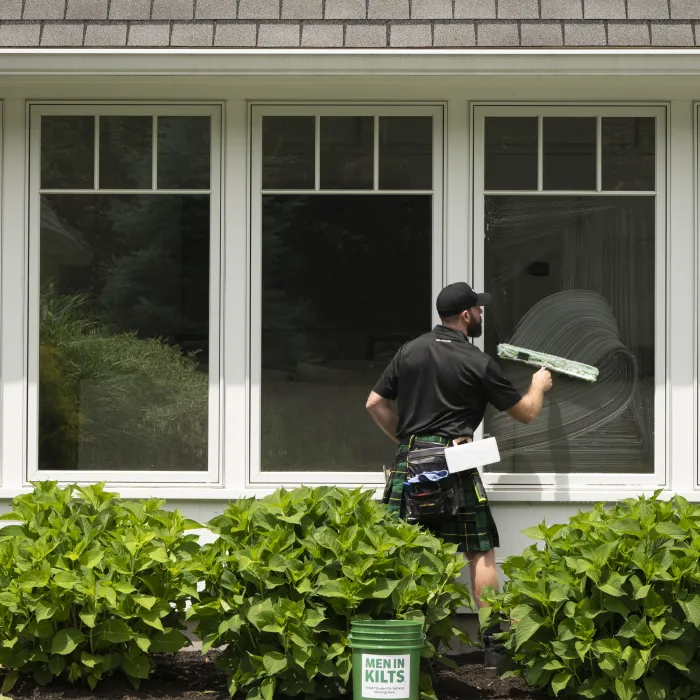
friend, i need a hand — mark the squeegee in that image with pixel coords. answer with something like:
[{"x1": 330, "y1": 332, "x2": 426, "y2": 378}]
[{"x1": 497, "y1": 343, "x2": 599, "y2": 383}]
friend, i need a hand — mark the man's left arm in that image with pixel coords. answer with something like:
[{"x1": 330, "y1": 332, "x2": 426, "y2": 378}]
[
  {"x1": 366, "y1": 350, "x2": 401, "y2": 444},
  {"x1": 366, "y1": 392, "x2": 400, "y2": 444}
]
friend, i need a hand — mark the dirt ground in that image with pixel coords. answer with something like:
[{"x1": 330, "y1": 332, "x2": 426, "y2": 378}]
[{"x1": 4, "y1": 651, "x2": 545, "y2": 700}]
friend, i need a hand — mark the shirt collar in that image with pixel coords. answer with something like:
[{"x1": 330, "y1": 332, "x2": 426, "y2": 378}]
[{"x1": 433, "y1": 325, "x2": 469, "y2": 342}]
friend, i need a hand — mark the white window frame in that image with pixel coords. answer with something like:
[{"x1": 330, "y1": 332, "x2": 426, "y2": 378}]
[
  {"x1": 27, "y1": 102, "x2": 223, "y2": 485},
  {"x1": 472, "y1": 104, "x2": 668, "y2": 490},
  {"x1": 248, "y1": 103, "x2": 445, "y2": 486}
]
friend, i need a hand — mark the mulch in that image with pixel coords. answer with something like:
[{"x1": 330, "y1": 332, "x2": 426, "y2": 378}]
[{"x1": 4, "y1": 651, "x2": 545, "y2": 700}]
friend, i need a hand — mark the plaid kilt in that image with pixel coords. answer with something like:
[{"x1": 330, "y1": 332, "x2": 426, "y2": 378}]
[{"x1": 383, "y1": 435, "x2": 499, "y2": 553}]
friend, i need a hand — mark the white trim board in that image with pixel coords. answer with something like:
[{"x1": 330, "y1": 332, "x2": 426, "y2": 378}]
[{"x1": 4, "y1": 50, "x2": 700, "y2": 77}]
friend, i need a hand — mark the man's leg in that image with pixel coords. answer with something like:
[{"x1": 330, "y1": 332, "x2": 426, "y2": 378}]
[
  {"x1": 468, "y1": 548, "x2": 503, "y2": 673},
  {"x1": 468, "y1": 548, "x2": 499, "y2": 607}
]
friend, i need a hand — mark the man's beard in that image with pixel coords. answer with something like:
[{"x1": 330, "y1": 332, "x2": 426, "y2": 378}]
[{"x1": 466, "y1": 318, "x2": 482, "y2": 338}]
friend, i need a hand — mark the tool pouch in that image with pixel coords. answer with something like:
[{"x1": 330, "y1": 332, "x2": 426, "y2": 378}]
[{"x1": 403, "y1": 445, "x2": 462, "y2": 525}]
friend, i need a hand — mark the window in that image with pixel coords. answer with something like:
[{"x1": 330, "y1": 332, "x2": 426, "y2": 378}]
[
  {"x1": 250, "y1": 105, "x2": 444, "y2": 484},
  {"x1": 473, "y1": 106, "x2": 666, "y2": 487},
  {"x1": 28, "y1": 105, "x2": 221, "y2": 483}
]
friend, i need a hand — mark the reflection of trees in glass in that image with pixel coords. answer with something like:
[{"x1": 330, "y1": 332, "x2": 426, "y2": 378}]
[
  {"x1": 39, "y1": 195, "x2": 210, "y2": 471},
  {"x1": 261, "y1": 197, "x2": 313, "y2": 372},
  {"x1": 260, "y1": 195, "x2": 431, "y2": 472},
  {"x1": 39, "y1": 287, "x2": 207, "y2": 471}
]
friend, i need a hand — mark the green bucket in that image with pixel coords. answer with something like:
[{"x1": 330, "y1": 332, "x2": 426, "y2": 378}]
[{"x1": 349, "y1": 620, "x2": 423, "y2": 700}]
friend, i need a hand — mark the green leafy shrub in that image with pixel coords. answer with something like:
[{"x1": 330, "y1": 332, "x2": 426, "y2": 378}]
[
  {"x1": 189, "y1": 486, "x2": 472, "y2": 700},
  {"x1": 0, "y1": 481, "x2": 201, "y2": 690},
  {"x1": 39, "y1": 287, "x2": 208, "y2": 471},
  {"x1": 481, "y1": 492, "x2": 700, "y2": 700}
]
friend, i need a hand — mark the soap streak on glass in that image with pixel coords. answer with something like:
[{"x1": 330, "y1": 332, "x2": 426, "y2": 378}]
[{"x1": 484, "y1": 196, "x2": 655, "y2": 474}]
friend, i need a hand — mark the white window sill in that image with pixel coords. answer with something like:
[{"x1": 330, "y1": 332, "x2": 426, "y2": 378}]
[{"x1": 0, "y1": 484, "x2": 692, "y2": 503}]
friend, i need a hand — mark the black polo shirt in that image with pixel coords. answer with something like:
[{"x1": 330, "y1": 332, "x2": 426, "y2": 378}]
[{"x1": 373, "y1": 325, "x2": 522, "y2": 440}]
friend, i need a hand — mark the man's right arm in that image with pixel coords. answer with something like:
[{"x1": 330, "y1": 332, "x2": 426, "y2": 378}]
[{"x1": 506, "y1": 367, "x2": 552, "y2": 424}]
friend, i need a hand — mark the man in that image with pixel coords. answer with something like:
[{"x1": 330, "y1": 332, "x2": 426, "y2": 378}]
[{"x1": 366, "y1": 281, "x2": 552, "y2": 671}]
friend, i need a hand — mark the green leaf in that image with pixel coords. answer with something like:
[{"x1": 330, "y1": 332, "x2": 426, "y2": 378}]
[
  {"x1": 623, "y1": 648, "x2": 646, "y2": 681},
  {"x1": 655, "y1": 521, "x2": 686, "y2": 539},
  {"x1": 2, "y1": 671, "x2": 18, "y2": 693},
  {"x1": 80, "y1": 652, "x2": 104, "y2": 669},
  {"x1": 51, "y1": 628, "x2": 85, "y2": 655},
  {"x1": 48, "y1": 655, "x2": 66, "y2": 676},
  {"x1": 615, "y1": 678, "x2": 635, "y2": 700},
  {"x1": 135, "y1": 634, "x2": 151, "y2": 653},
  {"x1": 303, "y1": 609, "x2": 325, "y2": 628},
  {"x1": 150, "y1": 630, "x2": 187, "y2": 653},
  {"x1": 52, "y1": 571, "x2": 81, "y2": 589},
  {"x1": 146, "y1": 547, "x2": 169, "y2": 563},
  {"x1": 140, "y1": 609, "x2": 165, "y2": 632},
  {"x1": 514, "y1": 612, "x2": 543, "y2": 650},
  {"x1": 261, "y1": 677, "x2": 275, "y2": 700},
  {"x1": 122, "y1": 651, "x2": 150, "y2": 679},
  {"x1": 644, "y1": 677, "x2": 668, "y2": 700},
  {"x1": 35, "y1": 601, "x2": 58, "y2": 622},
  {"x1": 33, "y1": 667, "x2": 54, "y2": 686},
  {"x1": 552, "y1": 672, "x2": 572, "y2": 696},
  {"x1": 80, "y1": 612, "x2": 97, "y2": 628},
  {"x1": 655, "y1": 644, "x2": 689, "y2": 671},
  {"x1": 634, "y1": 584, "x2": 651, "y2": 600},
  {"x1": 95, "y1": 620, "x2": 134, "y2": 643},
  {"x1": 680, "y1": 593, "x2": 700, "y2": 628},
  {"x1": 599, "y1": 572, "x2": 627, "y2": 597},
  {"x1": 134, "y1": 596, "x2": 157, "y2": 610},
  {"x1": 16, "y1": 569, "x2": 50, "y2": 590},
  {"x1": 521, "y1": 526, "x2": 546, "y2": 541},
  {"x1": 263, "y1": 651, "x2": 287, "y2": 675}
]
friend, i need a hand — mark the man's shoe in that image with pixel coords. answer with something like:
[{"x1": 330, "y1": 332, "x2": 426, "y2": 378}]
[{"x1": 483, "y1": 635, "x2": 507, "y2": 676}]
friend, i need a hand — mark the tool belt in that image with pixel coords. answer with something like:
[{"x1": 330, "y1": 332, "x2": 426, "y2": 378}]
[
  {"x1": 402, "y1": 439, "x2": 462, "y2": 525},
  {"x1": 396, "y1": 438, "x2": 488, "y2": 525}
]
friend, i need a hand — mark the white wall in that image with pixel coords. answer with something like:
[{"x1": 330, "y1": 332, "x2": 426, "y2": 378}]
[{"x1": 0, "y1": 71, "x2": 696, "y2": 569}]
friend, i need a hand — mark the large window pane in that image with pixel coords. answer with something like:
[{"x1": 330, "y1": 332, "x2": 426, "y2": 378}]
[
  {"x1": 543, "y1": 117, "x2": 596, "y2": 191},
  {"x1": 602, "y1": 117, "x2": 655, "y2": 191},
  {"x1": 483, "y1": 196, "x2": 655, "y2": 474},
  {"x1": 39, "y1": 195, "x2": 210, "y2": 471},
  {"x1": 485, "y1": 117, "x2": 538, "y2": 191},
  {"x1": 41, "y1": 116, "x2": 95, "y2": 190},
  {"x1": 261, "y1": 195, "x2": 431, "y2": 471}
]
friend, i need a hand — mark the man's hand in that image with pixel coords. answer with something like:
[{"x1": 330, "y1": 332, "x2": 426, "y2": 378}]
[
  {"x1": 506, "y1": 368, "x2": 553, "y2": 424},
  {"x1": 532, "y1": 367, "x2": 553, "y2": 393}
]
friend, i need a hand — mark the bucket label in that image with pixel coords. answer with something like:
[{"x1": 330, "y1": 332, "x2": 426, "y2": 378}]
[{"x1": 361, "y1": 654, "x2": 410, "y2": 699}]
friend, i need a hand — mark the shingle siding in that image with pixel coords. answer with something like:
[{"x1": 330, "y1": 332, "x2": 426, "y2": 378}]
[{"x1": 3, "y1": 0, "x2": 699, "y2": 47}]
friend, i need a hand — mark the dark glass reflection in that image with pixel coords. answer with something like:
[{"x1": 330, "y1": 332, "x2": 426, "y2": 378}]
[
  {"x1": 41, "y1": 116, "x2": 95, "y2": 190},
  {"x1": 262, "y1": 116, "x2": 315, "y2": 190},
  {"x1": 320, "y1": 116, "x2": 374, "y2": 190},
  {"x1": 261, "y1": 195, "x2": 432, "y2": 471},
  {"x1": 543, "y1": 117, "x2": 597, "y2": 191},
  {"x1": 378, "y1": 117, "x2": 432, "y2": 190},
  {"x1": 602, "y1": 117, "x2": 656, "y2": 191},
  {"x1": 100, "y1": 116, "x2": 153, "y2": 189},
  {"x1": 485, "y1": 117, "x2": 538, "y2": 191},
  {"x1": 158, "y1": 117, "x2": 211, "y2": 190},
  {"x1": 39, "y1": 195, "x2": 210, "y2": 471}
]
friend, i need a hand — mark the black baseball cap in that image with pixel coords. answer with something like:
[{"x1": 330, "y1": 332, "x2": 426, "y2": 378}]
[{"x1": 436, "y1": 282, "x2": 492, "y2": 317}]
